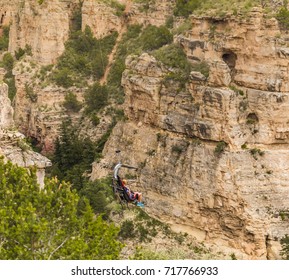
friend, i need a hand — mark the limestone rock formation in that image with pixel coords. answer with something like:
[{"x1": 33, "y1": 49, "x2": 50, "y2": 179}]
[
  {"x1": 91, "y1": 9, "x2": 289, "y2": 259},
  {"x1": 1, "y1": 0, "x2": 289, "y2": 259},
  {"x1": 82, "y1": 0, "x2": 175, "y2": 39},
  {"x1": 7, "y1": 0, "x2": 78, "y2": 65},
  {"x1": 0, "y1": 83, "x2": 14, "y2": 129},
  {"x1": 0, "y1": 83, "x2": 51, "y2": 188},
  {"x1": 82, "y1": 0, "x2": 123, "y2": 39}
]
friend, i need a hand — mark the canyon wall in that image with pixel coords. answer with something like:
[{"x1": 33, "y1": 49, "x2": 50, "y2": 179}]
[
  {"x1": 0, "y1": 83, "x2": 51, "y2": 188},
  {"x1": 1, "y1": 0, "x2": 289, "y2": 259},
  {"x1": 91, "y1": 8, "x2": 289, "y2": 259}
]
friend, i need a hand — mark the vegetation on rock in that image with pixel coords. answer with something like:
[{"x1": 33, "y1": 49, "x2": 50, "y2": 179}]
[
  {"x1": 0, "y1": 26, "x2": 10, "y2": 51},
  {"x1": 51, "y1": 26, "x2": 117, "y2": 88}
]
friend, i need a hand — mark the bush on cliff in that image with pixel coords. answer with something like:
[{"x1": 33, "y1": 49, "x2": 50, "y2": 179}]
[
  {"x1": 174, "y1": 0, "x2": 202, "y2": 17},
  {"x1": 51, "y1": 26, "x2": 117, "y2": 88},
  {"x1": 276, "y1": 6, "x2": 289, "y2": 29}
]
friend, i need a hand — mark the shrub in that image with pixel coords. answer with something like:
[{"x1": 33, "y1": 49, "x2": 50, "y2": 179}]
[
  {"x1": 140, "y1": 25, "x2": 173, "y2": 51},
  {"x1": 0, "y1": 25, "x2": 9, "y2": 51},
  {"x1": 229, "y1": 85, "x2": 244, "y2": 96},
  {"x1": 106, "y1": 0, "x2": 126, "y2": 16},
  {"x1": 119, "y1": 220, "x2": 136, "y2": 239},
  {"x1": 63, "y1": 92, "x2": 82, "y2": 112},
  {"x1": 51, "y1": 26, "x2": 117, "y2": 87},
  {"x1": 15, "y1": 48, "x2": 25, "y2": 60},
  {"x1": 172, "y1": 145, "x2": 183, "y2": 154},
  {"x1": 25, "y1": 83, "x2": 37, "y2": 102},
  {"x1": 153, "y1": 44, "x2": 191, "y2": 72},
  {"x1": 90, "y1": 113, "x2": 100, "y2": 126},
  {"x1": 4, "y1": 75, "x2": 16, "y2": 101},
  {"x1": 71, "y1": 2, "x2": 82, "y2": 32},
  {"x1": 2, "y1": 52, "x2": 14, "y2": 71},
  {"x1": 250, "y1": 148, "x2": 264, "y2": 160},
  {"x1": 241, "y1": 143, "x2": 247, "y2": 150},
  {"x1": 276, "y1": 7, "x2": 289, "y2": 29},
  {"x1": 1, "y1": 53, "x2": 16, "y2": 101},
  {"x1": 191, "y1": 61, "x2": 210, "y2": 78},
  {"x1": 174, "y1": 0, "x2": 202, "y2": 17},
  {"x1": 52, "y1": 67, "x2": 74, "y2": 88},
  {"x1": 214, "y1": 141, "x2": 227, "y2": 155},
  {"x1": 153, "y1": 44, "x2": 192, "y2": 87},
  {"x1": 84, "y1": 82, "x2": 109, "y2": 114},
  {"x1": 107, "y1": 24, "x2": 142, "y2": 98}
]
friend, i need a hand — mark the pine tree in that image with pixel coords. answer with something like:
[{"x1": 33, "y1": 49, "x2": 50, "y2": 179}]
[{"x1": 0, "y1": 157, "x2": 123, "y2": 259}]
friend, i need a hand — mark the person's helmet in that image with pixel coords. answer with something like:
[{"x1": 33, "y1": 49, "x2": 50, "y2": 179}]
[{"x1": 122, "y1": 179, "x2": 127, "y2": 185}]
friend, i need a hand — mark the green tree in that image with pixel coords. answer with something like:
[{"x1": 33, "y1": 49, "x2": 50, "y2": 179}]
[
  {"x1": 51, "y1": 118, "x2": 105, "y2": 192},
  {"x1": 0, "y1": 26, "x2": 9, "y2": 51},
  {"x1": 140, "y1": 25, "x2": 173, "y2": 51},
  {"x1": 80, "y1": 177, "x2": 114, "y2": 218},
  {"x1": 174, "y1": 0, "x2": 202, "y2": 18},
  {"x1": 2, "y1": 52, "x2": 14, "y2": 71},
  {"x1": 63, "y1": 92, "x2": 82, "y2": 112},
  {"x1": 153, "y1": 43, "x2": 192, "y2": 87},
  {"x1": 51, "y1": 26, "x2": 117, "y2": 87},
  {"x1": 0, "y1": 157, "x2": 124, "y2": 259},
  {"x1": 84, "y1": 82, "x2": 109, "y2": 114},
  {"x1": 1, "y1": 52, "x2": 16, "y2": 100},
  {"x1": 276, "y1": 7, "x2": 289, "y2": 29}
]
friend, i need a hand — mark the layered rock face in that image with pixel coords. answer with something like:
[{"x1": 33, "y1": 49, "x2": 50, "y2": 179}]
[
  {"x1": 82, "y1": 0, "x2": 174, "y2": 39},
  {"x1": 82, "y1": 0, "x2": 123, "y2": 39},
  {"x1": 0, "y1": 83, "x2": 51, "y2": 188},
  {"x1": 92, "y1": 10, "x2": 289, "y2": 259},
  {"x1": 0, "y1": 0, "x2": 18, "y2": 27},
  {"x1": 8, "y1": 0, "x2": 78, "y2": 65}
]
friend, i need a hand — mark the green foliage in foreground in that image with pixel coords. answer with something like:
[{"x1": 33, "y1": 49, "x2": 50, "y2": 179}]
[{"x1": 0, "y1": 158, "x2": 123, "y2": 259}]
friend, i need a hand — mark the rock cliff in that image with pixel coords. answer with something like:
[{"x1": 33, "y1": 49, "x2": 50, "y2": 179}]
[
  {"x1": 83, "y1": 0, "x2": 175, "y2": 39},
  {"x1": 0, "y1": 83, "x2": 51, "y2": 188},
  {"x1": 91, "y1": 8, "x2": 289, "y2": 259},
  {"x1": 1, "y1": 0, "x2": 289, "y2": 259},
  {"x1": 7, "y1": 0, "x2": 79, "y2": 65}
]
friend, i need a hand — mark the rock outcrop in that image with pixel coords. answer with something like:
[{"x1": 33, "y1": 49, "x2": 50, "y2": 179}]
[
  {"x1": 0, "y1": 83, "x2": 51, "y2": 188},
  {"x1": 91, "y1": 9, "x2": 289, "y2": 259},
  {"x1": 82, "y1": 0, "x2": 174, "y2": 39},
  {"x1": 7, "y1": 0, "x2": 79, "y2": 65}
]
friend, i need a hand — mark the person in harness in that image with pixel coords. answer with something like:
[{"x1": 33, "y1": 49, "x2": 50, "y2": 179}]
[
  {"x1": 122, "y1": 179, "x2": 144, "y2": 207},
  {"x1": 113, "y1": 162, "x2": 144, "y2": 207}
]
